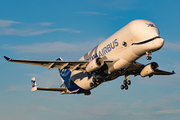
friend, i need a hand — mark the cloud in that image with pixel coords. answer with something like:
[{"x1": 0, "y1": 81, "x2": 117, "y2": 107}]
[
  {"x1": 10, "y1": 90, "x2": 180, "y2": 119},
  {"x1": 156, "y1": 109, "x2": 180, "y2": 114},
  {"x1": 6, "y1": 85, "x2": 29, "y2": 91},
  {"x1": 0, "y1": 37, "x2": 104, "y2": 54},
  {"x1": 0, "y1": 19, "x2": 80, "y2": 36},
  {"x1": 0, "y1": 28, "x2": 79, "y2": 36},
  {"x1": 1, "y1": 42, "x2": 86, "y2": 53},
  {"x1": 76, "y1": 102, "x2": 128, "y2": 119},
  {"x1": 39, "y1": 22, "x2": 54, "y2": 26},
  {"x1": 30, "y1": 104, "x2": 51, "y2": 112},
  {"x1": 164, "y1": 42, "x2": 180, "y2": 51},
  {"x1": 0, "y1": 27, "x2": 80, "y2": 36},
  {"x1": 76, "y1": 91, "x2": 180, "y2": 119},
  {"x1": 77, "y1": 11, "x2": 107, "y2": 15},
  {"x1": 15, "y1": 104, "x2": 70, "y2": 115},
  {"x1": 0, "y1": 19, "x2": 20, "y2": 27},
  {"x1": 62, "y1": 101, "x2": 156, "y2": 119},
  {"x1": 40, "y1": 96, "x2": 64, "y2": 101}
]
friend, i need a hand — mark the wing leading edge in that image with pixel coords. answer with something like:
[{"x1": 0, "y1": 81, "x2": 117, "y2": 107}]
[{"x1": 4, "y1": 56, "x2": 113, "y2": 72}]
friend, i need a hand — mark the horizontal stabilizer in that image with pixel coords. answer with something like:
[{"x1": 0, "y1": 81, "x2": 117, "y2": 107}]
[
  {"x1": 37, "y1": 87, "x2": 66, "y2": 91},
  {"x1": 31, "y1": 77, "x2": 66, "y2": 92}
]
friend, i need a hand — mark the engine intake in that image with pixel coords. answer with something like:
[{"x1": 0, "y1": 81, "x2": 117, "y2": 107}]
[
  {"x1": 86, "y1": 57, "x2": 104, "y2": 73},
  {"x1": 140, "y1": 62, "x2": 159, "y2": 77}
]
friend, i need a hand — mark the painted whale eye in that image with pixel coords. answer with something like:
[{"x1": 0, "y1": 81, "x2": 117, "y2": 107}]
[{"x1": 122, "y1": 41, "x2": 127, "y2": 47}]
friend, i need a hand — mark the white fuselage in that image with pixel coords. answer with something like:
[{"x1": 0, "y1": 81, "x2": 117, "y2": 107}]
[{"x1": 68, "y1": 19, "x2": 164, "y2": 92}]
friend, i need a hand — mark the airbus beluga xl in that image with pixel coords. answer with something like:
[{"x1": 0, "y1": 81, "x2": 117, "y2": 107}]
[{"x1": 4, "y1": 19, "x2": 175, "y2": 95}]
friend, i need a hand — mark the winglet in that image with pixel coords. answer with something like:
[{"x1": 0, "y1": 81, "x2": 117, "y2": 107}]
[
  {"x1": 31, "y1": 77, "x2": 37, "y2": 92},
  {"x1": 56, "y1": 57, "x2": 63, "y2": 61},
  {"x1": 172, "y1": 70, "x2": 175, "y2": 74},
  {"x1": 4, "y1": 56, "x2": 10, "y2": 61}
]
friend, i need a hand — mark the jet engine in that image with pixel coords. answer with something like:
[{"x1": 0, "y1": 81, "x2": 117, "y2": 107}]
[
  {"x1": 86, "y1": 57, "x2": 104, "y2": 73},
  {"x1": 140, "y1": 62, "x2": 159, "y2": 77}
]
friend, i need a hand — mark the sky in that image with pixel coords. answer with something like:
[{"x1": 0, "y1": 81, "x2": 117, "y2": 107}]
[{"x1": 0, "y1": 0, "x2": 180, "y2": 120}]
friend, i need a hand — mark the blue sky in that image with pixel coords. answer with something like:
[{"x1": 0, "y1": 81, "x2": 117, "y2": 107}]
[{"x1": 0, "y1": 0, "x2": 180, "y2": 120}]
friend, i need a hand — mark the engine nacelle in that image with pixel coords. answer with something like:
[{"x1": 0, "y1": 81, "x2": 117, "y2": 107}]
[
  {"x1": 140, "y1": 62, "x2": 159, "y2": 77},
  {"x1": 86, "y1": 57, "x2": 104, "y2": 73}
]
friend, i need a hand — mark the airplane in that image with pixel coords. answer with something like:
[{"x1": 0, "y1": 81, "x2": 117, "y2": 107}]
[{"x1": 4, "y1": 19, "x2": 175, "y2": 95}]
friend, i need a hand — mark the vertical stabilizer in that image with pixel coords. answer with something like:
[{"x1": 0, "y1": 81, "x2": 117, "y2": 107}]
[
  {"x1": 56, "y1": 57, "x2": 72, "y2": 87},
  {"x1": 31, "y1": 77, "x2": 37, "y2": 92}
]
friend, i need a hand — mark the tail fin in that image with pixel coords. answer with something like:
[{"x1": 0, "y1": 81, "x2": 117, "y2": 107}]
[
  {"x1": 31, "y1": 77, "x2": 37, "y2": 92},
  {"x1": 56, "y1": 57, "x2": 72, "y2": 87},
  {"x1": 56, "y1": 57, "x2": 65, "y2": 83}
]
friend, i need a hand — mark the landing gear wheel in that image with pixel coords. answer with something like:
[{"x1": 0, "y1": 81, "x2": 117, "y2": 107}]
[
  {"x1": 121, "y1": 75, "x2": 131, "y2": 90},
  {"x1": 147, "y1": 56, "x2": 152, "y2": 60},
  {"x1": 90, "y1": 82, "x2": 94, "y2": 87},
  {"x1": 125, "y1": 85, "x2": 128, "y2": 90},
  {"x1": 127, "y1": 80, "x2": 131, "y2": 85},
  {"x1": 123, "y1": 80, "x2": 127, "y2": 85},
  {"x1": 149, "y1": 56, "x2": 152, "y2": 60},
  {"x1": 92, "y1": 78, "x2": 96, "y2": 83},
  {"x1": 94, "y1": 83, "x2": 97, "y2": 87},
  {"x1": 121, "y1": 85, "x2": 125, "y2": 90}
]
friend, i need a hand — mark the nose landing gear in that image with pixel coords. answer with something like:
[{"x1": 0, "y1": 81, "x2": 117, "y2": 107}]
[
  {"x1": 121, "y1": 75, "x2": 131, "y2": 90},
  {"x1": 146, "y1": 51, "x2": 152, "y2": 60}
]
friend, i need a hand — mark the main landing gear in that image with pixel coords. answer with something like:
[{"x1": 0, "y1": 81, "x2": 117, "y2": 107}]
[
  {"x1": 121, "y1": 75, "x2": 131, "y2": 90},
  {"x1": 146, "y1": 51, "x2": 152, "y2": 60},
  {"x1": 90, "y1": 77, "x2": 101, "y2": 88}
]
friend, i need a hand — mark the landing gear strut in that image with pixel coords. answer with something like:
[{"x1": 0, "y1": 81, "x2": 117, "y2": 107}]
[
  {"x1": 146, "y1": 51, "x2": 152, "y2": 60},
  {"x1": 121, "y1": 75, "x2": 131, "y2": 90}
]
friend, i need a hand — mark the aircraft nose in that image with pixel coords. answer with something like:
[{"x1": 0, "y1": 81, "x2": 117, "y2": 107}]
[
  {"x1": 156, "y1": 38, "x2": 164, "y2": 49},
  {"x1": 158, "y1": 38, "x2": 164, "y2": 46},
  {"x1": 158, "y1": 38, "x2": 164, "y2": 44}
]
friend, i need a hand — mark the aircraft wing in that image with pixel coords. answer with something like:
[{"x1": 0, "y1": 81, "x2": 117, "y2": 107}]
[
  {"x1": 127, "y1": 62, "x2": 175, "y2": 76},
  {"x1": 153, "y1": 69, "x2": 175, "y2": 75},
  {"x1": 4, "y1": 56, "x2": 113, "y2": 71}
]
